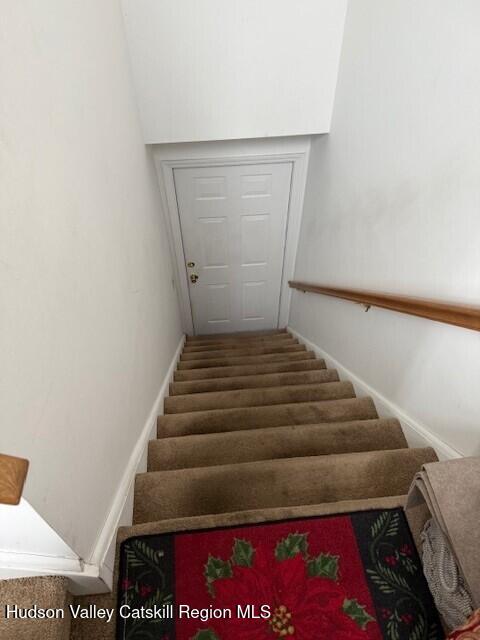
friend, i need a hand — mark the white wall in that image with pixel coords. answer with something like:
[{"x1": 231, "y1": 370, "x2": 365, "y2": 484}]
[
  {"x1": 121, "y1": 0, "x2": 347, "y2": 143},
  {"x1": 0, "y1": 500, "x2": 78, "y2": 576},
  {"x1": 290, "y1": 0, "x2": 480, "y2": 457},
  {"x1": 0, "y1": 0, "x2": 182, "y2": 564}
]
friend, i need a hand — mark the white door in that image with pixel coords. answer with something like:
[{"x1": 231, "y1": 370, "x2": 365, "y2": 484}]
[{"x1": 174, "y1": 162, "x2": 292, "y2": 335}]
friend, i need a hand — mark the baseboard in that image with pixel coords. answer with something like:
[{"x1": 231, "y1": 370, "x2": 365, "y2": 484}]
[
  {"x1": 86, "y1": 334, "x2": 186, "y2": 593},
  {"x1": 0, "y1": 552, "x2": 105, "y2": 594},
  {"x1": 0, "y1": 335, "x2": 185, "y2": 596},
  {"x1": 0, "y1": 550, "x2": 82, "y2": 577},
  {"x1": 288, "y1": 326, "x2": 462, "y2": 461}
]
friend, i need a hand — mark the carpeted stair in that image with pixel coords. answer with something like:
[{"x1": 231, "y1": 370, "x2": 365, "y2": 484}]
[
  {"x1": 146, "y1": 330, "x2": 435, "y2": 517},
  {"x1": 2, "y1": 329, "x2": 437, "y2": 640},
  {"x1": 147, "y1": 417, "x2": 408, "y2": 470},
  {"x1": 134, "y1": 447, "x2": 436, "y2": 522}
]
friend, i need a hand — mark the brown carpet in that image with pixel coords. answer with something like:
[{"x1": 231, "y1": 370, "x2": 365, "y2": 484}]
[
  {"x1": 179, "y1": 342, "x2": 306, "y2": 359},
  {"x1": 0, "y1": 576, "x2": 71, "y2": 640},
  {"x1": 1, "y1": 329, "x2": 438, "y2": 639},
  {"x1": 173, "y1": 356, "x2": 326, "y2": 381},
  {"x1": 170, "y1": 366, "x2": 336, "y2": 394},
  {"x1": 157, "y1": 395, "x2": 379, "y2": 437},
  {"x1": 164, "y1": 379, "x2": 355, "y2": 413},
  {"x1": 148, "y1": 417, "x2": 408, "y2": 470},
  {"x1": 133, "y1": 447, "x2": 436, "y2": 522},
  {"x1": 182, "y1": 335, "x2": 298, "y2": 352},
  {"x1": 177, "y1": 349, "x2": 316, "y2": 369}
]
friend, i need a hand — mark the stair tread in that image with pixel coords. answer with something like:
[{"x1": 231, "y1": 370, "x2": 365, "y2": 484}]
[
  {"x1": 148, "y1": 418, "x2": 408, "y2": 470},
  {"x1": 174, "y1": 358, "x2": 326, "y2": 381},
  {"x1": 143, "y1": 446, "x2": 432, "y2": 480},
  {"x1": 182, "y1": 337, "x2": 299, "y2": 353},
  {"x1": 170, "y1": 368, "x2": 338, "y2": 395},
  {"x1": 177, "y1": 350, "x2": 316, "y2": 369},
  {"x1": 164, "y1": 380, "x2": 354, "y2": 413},
  {"x1": 121, "y1": 495, "x2": 407, "y2": 540},
  {"x1": 186, "y1": 329, "x2": 288, "y2": 342},
  {"x1": 180, "y1": 343, "x2": 305, "y2": 360},
  {"x1": 182, "y1": 335, "x2": 294, "y2": 349},
  {"x1": 158, "y1": 396, "x2": 378, "y2": 437},
  {"x1": 134, "y1": 447, "x2": 437, "y2": 523}
]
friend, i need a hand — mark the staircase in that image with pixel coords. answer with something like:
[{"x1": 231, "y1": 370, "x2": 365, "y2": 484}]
[
  {"x1": 1, "y1": 329, "x2": 438, "y2": 640},
  {"x1": 144, "y1": 329, "x2": 436, "y2": 519}
]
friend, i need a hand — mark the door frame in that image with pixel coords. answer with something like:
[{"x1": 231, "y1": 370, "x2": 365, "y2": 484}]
[{"x1": 152, "y1": 137, "x2": 311, "y2": 335}]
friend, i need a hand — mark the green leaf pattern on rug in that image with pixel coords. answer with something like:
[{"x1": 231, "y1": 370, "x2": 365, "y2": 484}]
[
  {"x1": 307, "y1": 552, "x2": 339, "y2": 580},
  {"x1": 125, "y1": 539, "x2": 165, "y2": 576},
  {"x1": 204, "y1": 555, "x2": 233, "y2": 596},
  {"x1": 202, "y1": 532, "x2": 374, "y2": 633},
  {"x1": 232, "y1": 538, "x2": 255, "y2": 567},
  {"x1": 120, "y1": 538, "x2": 173, "y2": 640},
  {"x1": 343, "y1": 599, "x2": 375, "y2": 629},
  {"x1": 274, "y1": 532, "x2": 309, "y2": 560},
  {"x1": 366, "y1": 510, "x2": 437, "y2": 640}
]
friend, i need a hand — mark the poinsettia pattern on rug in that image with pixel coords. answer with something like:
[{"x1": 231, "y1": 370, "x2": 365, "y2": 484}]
[
  {"x1": 175, "y1": 512, "x2": 382, "y2": 640},
  {"x1": 196, "y1": 535, "x2": 374, "y2": 639},
  {"x1": 117, "y1": 509, "x2": 443, "y2": 640}
]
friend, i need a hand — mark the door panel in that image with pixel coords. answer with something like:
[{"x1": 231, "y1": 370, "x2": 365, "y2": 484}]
[
  {"x1": 241, "y1": 214, "x2": 269, "y2": 265},
  {"x1": 174, "y1": 162, "x2": 292, "y2": 334},
  {"x1": 206, "y1": 284, "x2": 230, "y2": 323},
  {"x1": 198, "y1": 217, "x2": 228, "y2": 268},
  {"x1": 243, "y1": 281, "x2": 267, "y2": 320},
  {"x1": 241, "y1": 173, "x2": 273, "y2": 197}
]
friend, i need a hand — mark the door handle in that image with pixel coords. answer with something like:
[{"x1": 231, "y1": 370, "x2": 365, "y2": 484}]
[{"x1": 190, "y1": 274, "x2": 199, "y2": 283}]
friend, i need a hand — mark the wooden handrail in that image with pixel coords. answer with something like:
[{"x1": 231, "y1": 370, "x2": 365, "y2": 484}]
[
  {"x1": 289, "y1": 281, "x2": 480, "y2": 332},
  {"x1": 0, "y1": 453, "x2": 29, "y2": 505}
]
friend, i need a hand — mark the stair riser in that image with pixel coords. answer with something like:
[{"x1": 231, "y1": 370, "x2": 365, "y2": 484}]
[
  {"x1": 174, "y1": 359, "x2": 326, "y2": 382},
  {"x1": 182, "y1": 337, "x2": 298, "y2": 353},
  {"x1": 170, "y1": 368, "x2": 338, "y2": 395},
  {"x1": 134, "y1": 448, "x2": 437, "y2": 523},
  {"x1": 164, "y1": 381, "x2": 354, "y2": 414},
  {"x1": 180, "y1": 344, "x2": 305, "y2": 360},
  {"x1": 158, "y1": 397, "x2": 378, "y2": 438},
  {"x1": 148, "y1": 419, "x2": 407, "y2": 471},
  {"x1": 177, "y1": 351, "x2": 315, "y2": 370}
]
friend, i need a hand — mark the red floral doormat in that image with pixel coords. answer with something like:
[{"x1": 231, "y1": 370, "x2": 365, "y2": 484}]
[{"x1": 117, "y1": 509, "x2": 442, "y2": 640}]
